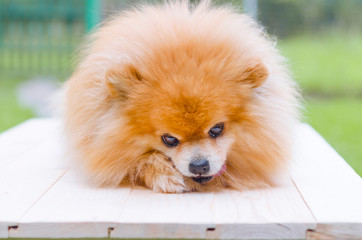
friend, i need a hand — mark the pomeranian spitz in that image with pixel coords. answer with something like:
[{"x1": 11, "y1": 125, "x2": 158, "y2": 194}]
[{"x1": 64, "y1": 1, "x2": 300, "y2": 193}]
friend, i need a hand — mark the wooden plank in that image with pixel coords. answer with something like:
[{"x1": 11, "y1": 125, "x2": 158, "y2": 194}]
[
  {"x1": 9, "y1": 222, "x2": 115, "y2": 239},
  {"x1": 0, "y1": 118, "x2": 60, "y2": 167},
  {"x1": 306, "y1": 223, "x2": 362, "y2": 240},
  {"x1": 212, "y1": 187, "x2": 316, "y2": 239},
  {"x1": 0, "y1": 169, "x2": 65, "y2": 223},
  {"x1": 2, "y1": 125, "x2": 67, "y2": 172},
  {"x1": 111, "y1": 223, "x2": 314, "y2": 239},
  {"x1": 0, "y1": 119, "x2": 66, "y2": 238},
  {"x1": 7, "y1": 120, "x2": 316, "y2": 239},
  {"x1": 9, "y1": 170, "x2": 132, "y2": 238},
  {"x1": 290, "y1": 124, "x2": 362, "y2": 239},
  {"x1": 0, "y1": 225, "x2": 7, "y2": 238},
  {"x1": 111, "y1": 181, "x2": 315, "y2": 239},
  {"x1": 13, "y1": 178, "x2": 315, "y2": 239}
]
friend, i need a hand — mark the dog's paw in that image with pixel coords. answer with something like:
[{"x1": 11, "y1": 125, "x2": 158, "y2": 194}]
[
  {"x1": 141, "y1": 151, "x2": 188, "y2": 193},
  {"x1": 152, "y1": 174, "x2": 186, "y2": 193}
]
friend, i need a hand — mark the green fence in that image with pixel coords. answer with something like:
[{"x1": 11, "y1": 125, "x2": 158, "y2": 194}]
[
  {"x1": 0, "y1": 0, "x2": 101, "y2": 78},
  {"x1": 2, "y1": 0, "x2": 361, "y2": 79}
]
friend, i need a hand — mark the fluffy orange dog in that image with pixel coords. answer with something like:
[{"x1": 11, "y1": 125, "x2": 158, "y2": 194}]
[{"x1": 64, "y1": 1, "x2": 300, "y2": 193}]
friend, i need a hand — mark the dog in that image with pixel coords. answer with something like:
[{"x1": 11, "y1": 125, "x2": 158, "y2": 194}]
[{"x1": 63, "y1": 1, "x2": 300, "y2": 193}]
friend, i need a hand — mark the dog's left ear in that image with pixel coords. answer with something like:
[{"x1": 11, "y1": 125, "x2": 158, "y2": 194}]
[{"x1": 240, "y1": 61, "x2": 269, "y2": 88}]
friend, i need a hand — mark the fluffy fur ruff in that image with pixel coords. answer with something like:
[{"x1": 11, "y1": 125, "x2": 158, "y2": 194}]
[{"x1": 63, "y1": 1, "x2": 300, "y2": 193}]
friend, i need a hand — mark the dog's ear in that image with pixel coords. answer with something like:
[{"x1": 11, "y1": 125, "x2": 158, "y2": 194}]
[
  {"x1": 105, "y1": 64, "x2": 142, "y2": 99},
  {"x1": 240, "y1": 61, "x2": 269, "y2": 88}
]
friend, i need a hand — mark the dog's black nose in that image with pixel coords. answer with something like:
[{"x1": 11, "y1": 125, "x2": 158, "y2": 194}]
[{"x1": 189, "y1": 159, "x2": 210, "y2": 175}]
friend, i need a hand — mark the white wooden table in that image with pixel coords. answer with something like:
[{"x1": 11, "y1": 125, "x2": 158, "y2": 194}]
[{"x1": 0, "y1": 119, "x2": 361, "y2": 239}]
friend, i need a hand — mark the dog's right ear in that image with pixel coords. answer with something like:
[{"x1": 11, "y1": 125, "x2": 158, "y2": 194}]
[{"x1": 105, "y1": 64, "x2": 143, "y2": 99}]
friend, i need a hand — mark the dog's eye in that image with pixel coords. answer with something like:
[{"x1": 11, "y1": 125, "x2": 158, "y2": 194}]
[
  {"x1": 208, "y1": 122, "x2": 224, "y2": 138},
  {"x1": 161, "y1": 134, "x2": 179, "y2": 147}
]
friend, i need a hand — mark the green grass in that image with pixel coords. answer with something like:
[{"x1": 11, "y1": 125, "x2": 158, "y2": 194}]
[
  {"x1": 0, "y1": 78, "x2": 34, "y2": 132},
  {"x1": 278, "y1": 34, "x2": 362, "y2": 176},
  {"x1": 279, "y1": 34, "x2": 362, "y2": 96},
  {"x1": 305, "y1": 98, "x2": 362, "y2": 176}
]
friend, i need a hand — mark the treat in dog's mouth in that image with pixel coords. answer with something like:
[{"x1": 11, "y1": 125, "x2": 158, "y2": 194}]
[{"x1": 191, "y1": 164, "x2": 227, "y2": 184}]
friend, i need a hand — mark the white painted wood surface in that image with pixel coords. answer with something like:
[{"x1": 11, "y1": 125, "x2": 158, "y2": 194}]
[
  {"x1": 290, "y1": 125, "x2": 362, "y2": 239},
  {"x1": 0, "y1": 118, "x2": 361, "y2": 239}
]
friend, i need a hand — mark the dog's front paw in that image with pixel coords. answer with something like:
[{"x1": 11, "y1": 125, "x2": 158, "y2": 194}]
[
  {"x1": 152, "y1": 173, "x2": 186, "y2": 193},
  {"x1": 140, "y1": 152, "x2": 188, "y2": 193}
]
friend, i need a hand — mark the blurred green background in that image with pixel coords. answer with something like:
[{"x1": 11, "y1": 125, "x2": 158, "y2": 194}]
[{"x1": 0, "y1": 0, "x2": 361, "y2": 175}]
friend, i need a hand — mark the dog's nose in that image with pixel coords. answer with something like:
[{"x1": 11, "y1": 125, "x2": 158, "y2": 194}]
[{"x1": 189, "y1": 159, "x2": 210, "y2": 175}]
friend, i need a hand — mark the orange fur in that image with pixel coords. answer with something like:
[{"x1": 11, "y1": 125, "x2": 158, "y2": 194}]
[{"x1": 63, "y1": 1, "x2": 300, "y2": 193}]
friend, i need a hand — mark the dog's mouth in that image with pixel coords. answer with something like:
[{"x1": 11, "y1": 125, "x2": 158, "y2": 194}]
[
  {"x1": 191, "y1": 164, "x2": 227, "y2": 184},
  {"x1": 192, "y1": 176, "x2": 213, "y2": 183}
]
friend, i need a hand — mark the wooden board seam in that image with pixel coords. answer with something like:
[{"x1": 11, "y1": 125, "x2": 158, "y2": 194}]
[
  {"x1": 290, "y1": 125, "x2": 362, "y2": 239},
  {"x1": 8, "y1": 169, "x2": 69, "y2": 233},
  {"x1": 290, "y1": 177, "x2": 318, "y2": 238}
]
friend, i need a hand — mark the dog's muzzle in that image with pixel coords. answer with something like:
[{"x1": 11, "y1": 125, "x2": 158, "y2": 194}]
[{"x1": 189, "y1": 158, "x2": 213, "y2": 183}]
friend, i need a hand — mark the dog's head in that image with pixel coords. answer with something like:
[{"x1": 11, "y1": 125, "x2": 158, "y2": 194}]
[
  {"x1": 103, "y1": 16, "x2": 269, "y2": 183},
  {"x1": 105, "y1": 39, "x2": 268, "y2": 184}
]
